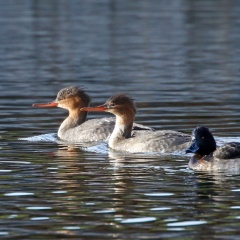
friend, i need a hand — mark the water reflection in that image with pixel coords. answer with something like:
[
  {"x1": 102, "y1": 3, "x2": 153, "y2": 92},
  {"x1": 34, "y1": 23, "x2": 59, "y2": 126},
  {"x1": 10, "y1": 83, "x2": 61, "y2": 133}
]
[{"x1": 1, "y1": 0, "x2": 240, "y2": 239}]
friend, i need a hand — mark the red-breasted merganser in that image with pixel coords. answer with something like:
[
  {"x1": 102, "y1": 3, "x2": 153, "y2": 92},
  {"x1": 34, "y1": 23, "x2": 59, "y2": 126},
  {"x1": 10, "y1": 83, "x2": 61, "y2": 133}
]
[
  {"x1": 81, "y1": 93, "x2": 191, "y2": 153},
  {"x1": 186, "y1": 126, "x2": 240, "y2": 171},
  {"x1": 32, "y1": 86, "x2": 153, "y2": 143}
]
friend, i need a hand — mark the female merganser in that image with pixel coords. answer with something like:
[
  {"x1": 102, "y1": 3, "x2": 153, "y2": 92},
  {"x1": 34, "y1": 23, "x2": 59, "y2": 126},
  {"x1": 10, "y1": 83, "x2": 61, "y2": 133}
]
[
  {"x1": 32, "y1": 86, "x2": 152, "y2": 143},
  {"x1": 186, "y1": 126, "x2": 240, "y2": 170},
  {"x1": 81, "y1": 93, "x2": 191, "y2": 153}
]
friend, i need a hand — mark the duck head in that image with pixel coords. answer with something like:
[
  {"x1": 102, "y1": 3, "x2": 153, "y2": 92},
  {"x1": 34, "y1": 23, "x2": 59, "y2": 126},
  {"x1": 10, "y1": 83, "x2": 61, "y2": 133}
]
[
  {"x1": 186, "y1": 126, "x2": 217, "y2": 156},
  {"x1": 81, "y1": 93, "x2": 136, "y2": 119},
  {"x1": 32, "y1": 86, "x2": 91, "y2": 111}
]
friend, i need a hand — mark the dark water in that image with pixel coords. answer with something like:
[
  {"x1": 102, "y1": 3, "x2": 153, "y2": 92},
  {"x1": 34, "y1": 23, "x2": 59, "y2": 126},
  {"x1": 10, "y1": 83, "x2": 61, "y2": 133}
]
[{"x1": 0, "y1": 0, "x2": 240, "y2": 239}]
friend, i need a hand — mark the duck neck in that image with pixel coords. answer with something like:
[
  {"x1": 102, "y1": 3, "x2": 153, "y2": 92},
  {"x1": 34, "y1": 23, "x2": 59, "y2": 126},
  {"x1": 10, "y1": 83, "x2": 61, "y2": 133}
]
[
  {"x1": 70, "y1": 109, "x2": 88, "y2": 125},
  {"x1": 108, "y1": 114, "x2": 134, "y2": 149},
  {"x1": 59, "y1": 109, "x2": 88, "y2": 134}
]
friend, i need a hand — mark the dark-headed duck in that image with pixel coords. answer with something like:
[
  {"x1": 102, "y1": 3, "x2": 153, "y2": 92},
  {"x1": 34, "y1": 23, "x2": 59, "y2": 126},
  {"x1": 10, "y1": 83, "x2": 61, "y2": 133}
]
[{"x1": 186, "y1": 126, "x2": 240, "y2": 171}]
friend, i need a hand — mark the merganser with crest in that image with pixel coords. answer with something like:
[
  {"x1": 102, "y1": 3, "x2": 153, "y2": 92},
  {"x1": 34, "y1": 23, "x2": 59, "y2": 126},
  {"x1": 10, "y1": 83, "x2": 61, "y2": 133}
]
[
  {"x1": 81, "y1": 93, "x2": 191, "y2": 153},
  {"x1": 32, "y1": 86, "x2": 152, "y2": 143}
]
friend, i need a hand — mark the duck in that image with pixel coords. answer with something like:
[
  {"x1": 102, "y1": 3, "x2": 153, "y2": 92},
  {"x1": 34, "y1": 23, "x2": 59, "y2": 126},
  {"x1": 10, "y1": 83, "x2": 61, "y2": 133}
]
[
  {"x1": 32, "y1": 86, "x2": 153, "y2": 143},
  {"x1": 186, "y1": 126, "x2": 240, "y2": 170},
  {"x1": 80, "y1": 93, "x2": 191, "y2": 153}
]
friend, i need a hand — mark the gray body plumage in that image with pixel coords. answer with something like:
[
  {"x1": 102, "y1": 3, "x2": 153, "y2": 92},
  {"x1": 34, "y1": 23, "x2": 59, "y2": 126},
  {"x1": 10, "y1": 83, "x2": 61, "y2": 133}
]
[{"x1": 58, "y1": 116, "x2": 153, "y2": 143}]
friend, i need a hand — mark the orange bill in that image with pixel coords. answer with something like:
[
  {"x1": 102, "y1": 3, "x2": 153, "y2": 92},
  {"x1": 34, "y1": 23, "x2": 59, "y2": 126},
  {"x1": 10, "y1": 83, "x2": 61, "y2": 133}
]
[
  {"x1": 32, "y1": 101, "x2": 58, "y2": 108},
  {"x1": 81, "y1": 105, "x2": 107, "y2": 112}
]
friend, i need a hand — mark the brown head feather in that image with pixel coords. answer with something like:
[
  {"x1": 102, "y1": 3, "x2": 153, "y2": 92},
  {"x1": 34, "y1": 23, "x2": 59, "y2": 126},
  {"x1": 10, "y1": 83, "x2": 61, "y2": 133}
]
[{"x1": 56, "y1": 86, "x2": 91, "y2": 105}]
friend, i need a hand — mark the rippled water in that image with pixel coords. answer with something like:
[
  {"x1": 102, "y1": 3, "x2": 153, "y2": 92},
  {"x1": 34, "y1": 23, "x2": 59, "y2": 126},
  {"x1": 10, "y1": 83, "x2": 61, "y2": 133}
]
[{"x1": 1, "y1": 1, "x2": 240, "y2": 239}]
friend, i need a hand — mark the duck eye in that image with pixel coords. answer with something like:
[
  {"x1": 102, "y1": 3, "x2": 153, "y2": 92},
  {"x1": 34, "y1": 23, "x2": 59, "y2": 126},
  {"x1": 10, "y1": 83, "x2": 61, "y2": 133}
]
[
  {"x1": 201, "y1": 136, "x2": 205, "y2": 140},
  {"x1": 109, "y1": 103, "x2": 115, "y2": 108}
]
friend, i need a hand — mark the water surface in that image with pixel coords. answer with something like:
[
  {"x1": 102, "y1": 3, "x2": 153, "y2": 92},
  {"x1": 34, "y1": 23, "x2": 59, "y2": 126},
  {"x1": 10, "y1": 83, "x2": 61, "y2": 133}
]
[{"x1": 0, "y1": 1, "x2": 240, "y2": 239}]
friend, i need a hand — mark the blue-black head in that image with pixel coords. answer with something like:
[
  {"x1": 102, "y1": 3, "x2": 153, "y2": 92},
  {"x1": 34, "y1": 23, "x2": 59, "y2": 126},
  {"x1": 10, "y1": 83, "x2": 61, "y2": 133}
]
[{"x1": 186, "y1": 126, "x2": 216, "y2": 156}]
